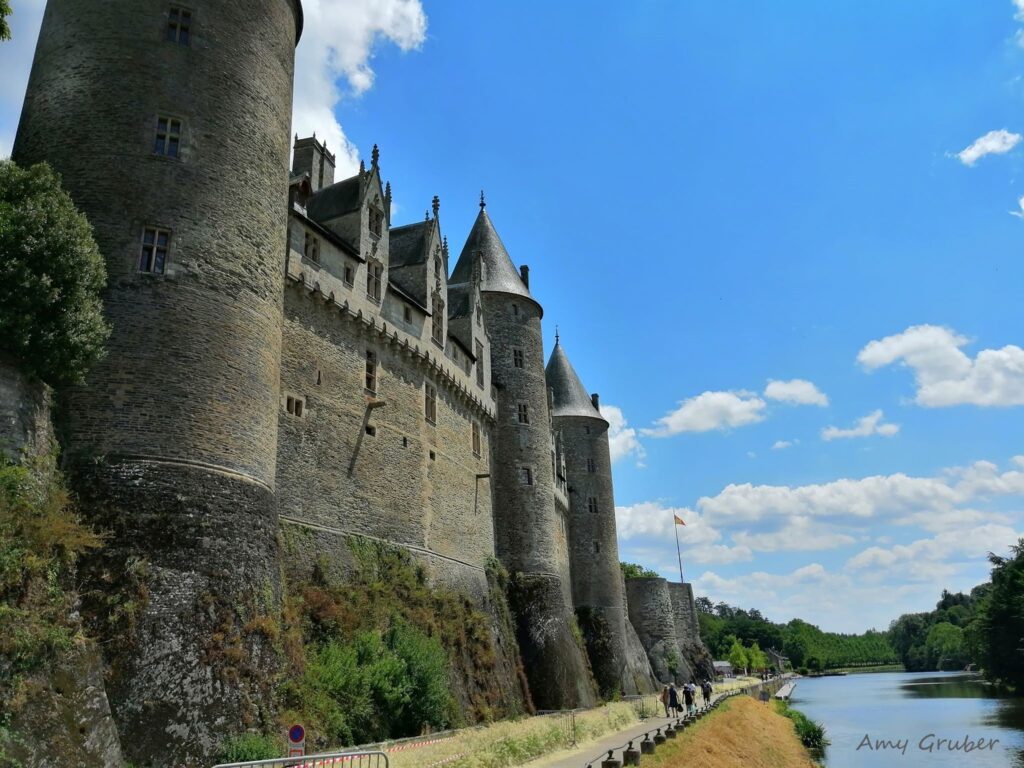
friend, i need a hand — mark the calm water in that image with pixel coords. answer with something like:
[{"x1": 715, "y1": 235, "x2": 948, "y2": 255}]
[{"x1": 789, "y1": 671, "x2": 1024, "y2": 767}]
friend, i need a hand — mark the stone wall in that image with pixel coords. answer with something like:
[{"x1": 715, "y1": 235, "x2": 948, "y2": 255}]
[
  {"x1": 624, "y1": 577, "x2": 693, "y2": 684},
  {"x1": 668, "y1": 582, "x2": 715, "y2": 681},
  {"x1": 277, "y1": 284, "x2": 495, "y2": 572},
  {"x1": 0, "y1": 354, "x2": 52, "y2": 462}
]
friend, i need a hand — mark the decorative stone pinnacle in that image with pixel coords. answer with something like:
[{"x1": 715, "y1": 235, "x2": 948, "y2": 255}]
[
  {"x1": 371, "y1": 144, "x2": 380, "y2": 166},
  {"x1": 479, "y1": 190, "x2": 486, "y2": 210},
  {"x1": 432, "y1": 195, "x2": 440, "y2": 218},
  {"x1": 359, "y1": 159, "x2": 365, "y2": 175},
  {"x1": 384, "y1": 181, "x2": 391, "y2": 199},
  {"x1": 425, "y1": 210, "x2": 430, "y2": 221}
]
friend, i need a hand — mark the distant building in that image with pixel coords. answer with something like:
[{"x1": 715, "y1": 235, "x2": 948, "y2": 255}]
[{"x1": 714, "y1": 660, "x2": 735, "y2": 678}]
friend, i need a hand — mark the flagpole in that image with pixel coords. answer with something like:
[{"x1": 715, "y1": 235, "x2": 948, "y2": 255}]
[{"x1": 674, "y1": 518, "x2": 685, "y2": 584}]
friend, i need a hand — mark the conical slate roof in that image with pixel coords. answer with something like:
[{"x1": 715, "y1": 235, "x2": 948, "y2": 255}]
[
  {"x1": 451, "y1": 208, "x2": 536, "y2": 304},
  {"x1": 546, "y1": 339, "x2": 607, "y2": 422}
]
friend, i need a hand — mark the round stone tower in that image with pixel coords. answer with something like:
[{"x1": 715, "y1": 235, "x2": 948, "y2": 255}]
[
  {"x1": 546, "y1": 339, "x2": 637, "y2": 697},
  {"x1": 452, "y1": 201, "x2": 596, "y2": 709},
  {"x1": 13, "y1": 1, "x2": 302, "y2": 763}
]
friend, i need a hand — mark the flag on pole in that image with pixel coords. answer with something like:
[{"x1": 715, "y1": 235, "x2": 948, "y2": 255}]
[{"x1": 674, "y1": 514, "x2": 686, "y2": 526}]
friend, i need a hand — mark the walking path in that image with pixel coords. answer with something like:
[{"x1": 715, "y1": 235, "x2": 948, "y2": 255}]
[{"x1": 525, "y1": 675, "x2": 792, "y2": 768}]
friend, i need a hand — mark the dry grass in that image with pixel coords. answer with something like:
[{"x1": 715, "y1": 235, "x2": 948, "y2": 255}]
[{"x1": 646, "y1": 696, "x2": 819, "y2": 768}]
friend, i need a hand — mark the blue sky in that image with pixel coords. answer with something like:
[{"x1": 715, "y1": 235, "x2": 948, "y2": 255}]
[{"x1": 4, "y1": 0, "x2": 1024, "y2": 633}]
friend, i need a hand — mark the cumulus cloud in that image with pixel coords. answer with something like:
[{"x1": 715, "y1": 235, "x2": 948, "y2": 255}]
[
  {"x1": 764, "y1": 379, "x2": 829, "y2": 406},
  {"x1": 858, "y1": 324, "x2": 1024, "y2": 407},
  {"x1": 600, "y1": 404, "x2": 646, "y2": 466},
  {"x1": 955, "y1": 129, "x2": 1021, "y2": 166},
  {"x1": 641, "y1": 391, "x2": 766, "y2": 437},
  {"x1": 292, "y1": 0, "x2": 427, "y2": 176},
  {"x1": 821, "y1": 409, "x2": 899, "y2": 441},
  {"x1": 772, "y1": 439, "x2": 796, "y2": 450}
]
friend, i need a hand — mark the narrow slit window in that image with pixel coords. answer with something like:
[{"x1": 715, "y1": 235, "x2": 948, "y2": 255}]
[
  {"x1": 166, "y1": 7, "x2": 192, "y2": 45},
  {"x1": 154, "y1": 116, "x2": 182, "y2": 157},
  {"x1": 139, "y1": 227, "x2": 170, "y2": 274},
  {"x1": 513, "y1": 348, "x2": 524, "y2": 369},
  {"x1": 521, "y1": 467, "x2": 533, "y2": 486},
  {"x1": 425, "y1": 384, "x2": 437, "y2": 424},
  {"x1": 587, "y1": 457, "x2": 596, "y2": 473},
  {"x1": 365, "y1": 350, "x2": 377, "y2": 394},
  {"x1": 472, "y1": 423, "x2": 481, "y2": 457},
  {"x1": 344, "y1": 264, "x2": 354, "y2": 286},
  {"x1": 475, "y1": 340, "x2": 485, "y2": 387},
  {"x1": 592, "y1": 540, "x2": 601, "y2": 554}
]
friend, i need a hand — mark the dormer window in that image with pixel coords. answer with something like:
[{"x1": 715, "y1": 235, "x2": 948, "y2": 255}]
[
  {"x1": 369, "y1": 208, "x2": 384, "y2": 237},
  {"x1": 431, "y1": 293, "x2": 444, "y2": 347},
  {"x1": 367, "y1": 260, "x2": 382, "y2": 302}
]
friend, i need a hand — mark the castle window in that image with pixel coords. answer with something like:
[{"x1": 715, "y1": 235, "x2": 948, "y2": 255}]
[
  {"x1": 139, "y1": 227, "x2": 170, "y2": 274},
  {"x1": 584, "y1": 425, "x2": 591, "y2": 435},
  {"x1": 425, "y1": 384, "x2": 437, "y2": 424},
  {"x1": 365, "y1": 350, "x2": 377, "y2": 394},
  {"x1": 475, "y1": 341, "x2": 485, "y2": 388},
  {"x1": 587, "y1": 497, "x2": 599, "y2": 514},
  {"x1": 367, "y1": 261, "x2": 383, "y2": 302},
  {"x1": 369, "y1": 208, "x2": 384, "y2": 237},
  {"x1": 592, "y1": 540, "x2": 601, "y2": 554},
  {"x1": 304, "y1": 232, "x2": 320, "y2": 263},
  {"x1": 517, "y1": 403, "x2": 529, "y2": 425},
  {"x1": 343, "y1": 264, "x2": 354, "y2": 287},
  {"x1": 285, "y1": 395, "x2": 304, "y2": 418},
  {"x1": 513, "y1": 348, "x2": 524, "y2": 369},
  {"x1": 587, "y1": 457, "x2": 596, "y2": 473},
  {"x1": 521, "y1": 467, "x2": 533, "y2": 486},
  {"x1": 404, "y1": 306, "x2": 412, "y2": 324},
  {"x1": 431, "y1": 294, "x2": 445, "y2": 347},
  {"x1": 512, "y1": 303, "x2": 520, "y2": 317},
  {"x1": 166, "y1": 7, "x2": 191, "y2": 45},
  {"x1": 472, "y1": 423, "x2": 481, "y2": 457},
  {"x1": 365, "y1": 425, "x2": 376, "y2": 437},
  {"x1": 154, "y1": 116, "x2": 182, "y2": 158}
]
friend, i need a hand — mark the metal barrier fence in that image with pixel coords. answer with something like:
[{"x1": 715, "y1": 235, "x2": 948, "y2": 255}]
[
  {"x1": 623, "y1": 693, "x2": 661, "y2": 720},
  {"x1": 212, "y1": 750, "x2": 388, "y2": 768},
  {"x1": 536, "y1": 708, "x2": 580, "y2": 746}
]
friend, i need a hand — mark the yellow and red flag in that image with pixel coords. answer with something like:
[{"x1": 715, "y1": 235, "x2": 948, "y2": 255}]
[{"x1": 674, "y1": 514, "x2": 686, "y2": 526}]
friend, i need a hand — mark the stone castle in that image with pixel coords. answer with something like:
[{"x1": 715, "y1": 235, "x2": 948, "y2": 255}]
[{"x1": 10, "y1": 0, "x2": 711, "y2": 763}]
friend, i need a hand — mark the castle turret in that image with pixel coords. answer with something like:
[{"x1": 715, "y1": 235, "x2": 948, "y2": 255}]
[
  {"x1": 546, "y1": 338, "x2": 644, "y2": 697},
  {"x1": 452, "y1": 200, "x2": 596, "y2": 709},
  {"x1": 13, "y1": 2, "x2": 302, "y2": 763}
]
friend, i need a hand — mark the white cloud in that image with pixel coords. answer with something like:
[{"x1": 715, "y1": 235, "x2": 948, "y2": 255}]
[
  {"x1": 846, "y1": 524, "x2": 1020, "y2": 578},
  {"x1": 821, "y1": 409, "x2": 899, "y2": 441},
  {"x1": 292, "y1": 0, "x2": 427, "y2": 176},
  {"x1": 955, "y1": 129, "x2": 1021, "y2": 166},
  {"x1": 772, "y1": 440, "x2": 795, "y2": 450},
  {"x1": 600, "y1": 404, "x2": 646, "y2": 466},
  {"x1": 1016, "y1": 0, "x2": 1024, "y2": 21},
  {"x1": 733, "y1": 518, "x2": 856, "y2": 552},
  {"x1": 1011, "y1": 195, "x2": 1024, "y2": 219},
  {"x1": 1017, "y1": 29, "x2": 1024, "y2": 48},
  {"x1": 858, "y1": 324, "x2": 1024, "y2": 407},
  {"x1": 642, "y1": 390, "x2": 766, "y2": 437},
  {"x1": 764, "y1": 379, "x2": 829, "y2": 407}
]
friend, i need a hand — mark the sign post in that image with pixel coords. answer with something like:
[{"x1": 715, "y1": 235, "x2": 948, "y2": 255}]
[{"x1": 287, "y1": 723, "x2": 305, "y2": 758}]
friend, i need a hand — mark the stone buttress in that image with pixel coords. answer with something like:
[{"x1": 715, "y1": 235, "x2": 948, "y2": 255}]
[
  {"x1": 451, "y1": 202, "x2": 597, "y2": 709},
  {"x1": 13, "y1": 1, "x2": 302, "y2": 763}
]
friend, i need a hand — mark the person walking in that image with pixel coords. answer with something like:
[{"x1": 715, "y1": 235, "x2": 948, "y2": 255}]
[
  {"x1": 660, "y1": 685, "x2": 670, "y2": 717},
  {"x1": 668, "y1": 683, "x2": 680, "y2": 717},
  {"x1": 701, "y1": 679, "x2": 711, "y2": 707},
  {"x1": 683, "y1": 681, "x2": 694, "y2": 714}
]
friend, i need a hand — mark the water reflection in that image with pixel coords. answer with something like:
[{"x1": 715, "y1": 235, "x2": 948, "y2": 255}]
[{"x1": 790, "y1": 671, "x2": 1024, "y2": 767}]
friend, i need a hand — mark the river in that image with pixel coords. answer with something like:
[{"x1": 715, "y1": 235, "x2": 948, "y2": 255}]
[{"x1": 788, "y1": 671, "x2": 1024, "y2": 767}]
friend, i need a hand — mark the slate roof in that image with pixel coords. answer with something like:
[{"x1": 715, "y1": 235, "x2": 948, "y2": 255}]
[
  {"x1": 389, "y1": 220, "x2": 431, "y2": 268},
  {"x1": 447, "y1": 281, "x2": 472, "y2": 320},
  {"x1": 545, "y1": 340, "x2": 607, "y2": 422},
  {"x1": 306, "y1": 174, "x2": 362, "y2": 223},
  {"x1": 451, "y1": 209, "x2": 536, "y2": 306}
]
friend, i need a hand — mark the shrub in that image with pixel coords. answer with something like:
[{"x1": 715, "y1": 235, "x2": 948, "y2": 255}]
[
  {"x1": 775, "y1": 701, "x2": 829, "y2": 751},
  {"x1": 216, "y1": 733, "x2": 282, "y2": 762},
  {"x1": 0, "y1": 161, "x2": 110, "y2": 385}
]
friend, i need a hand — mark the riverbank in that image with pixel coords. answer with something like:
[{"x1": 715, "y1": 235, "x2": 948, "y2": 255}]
[{"x1": 634, "y1": 696, "x2": 818, "y2": 768}]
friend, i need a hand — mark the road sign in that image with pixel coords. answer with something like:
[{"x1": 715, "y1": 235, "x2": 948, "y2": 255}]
[{"x1": 288, "y1": 723, "x2": 305, "y2": 757}]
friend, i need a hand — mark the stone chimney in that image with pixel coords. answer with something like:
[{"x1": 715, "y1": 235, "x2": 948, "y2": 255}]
[
  {"x1": 292, "y1": 134, "x2": 336, "y2": 193},
  {"x1": 520, "y1": 264, "x2": 530, "y2": 288},
  {"x1": 591, "y1": 393, "x2": 600, "y2": 410}
]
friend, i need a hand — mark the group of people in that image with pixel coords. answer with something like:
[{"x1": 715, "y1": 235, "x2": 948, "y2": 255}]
[{"x1": 660, "y1": 679, "x2": 713, "y2": 717}]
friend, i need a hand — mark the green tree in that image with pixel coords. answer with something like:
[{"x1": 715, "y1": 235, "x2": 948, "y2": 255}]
[
  {"x1": 747, "y1": 641, "x2": 767, "y2": 672},
  {"x1": 924, "y1": 622, "x2": 966, "y2": 671},
  {"x1": 784, "y1": 634, "x2": 808, "y2": 667},
  {"x1": 0, "y1": 161, "x2": 110, "y2": 384},
  {"x1": 620, "y1": 562, "x2": 659, "y2": 579},
  {"x1": 0, "y1": 1, "x2": 11, "y2": 42},
  {"x1": 727, "y1": 638, "x2": 749, "y2": 675},
  {"x1": 972, "y1": 540, "x2": 1024, "y2": 686}
]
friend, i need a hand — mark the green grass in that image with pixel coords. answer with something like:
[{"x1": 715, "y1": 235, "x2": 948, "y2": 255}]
[{"x1": 774, "y1": 700, "x2": 830, "y2": 751}]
